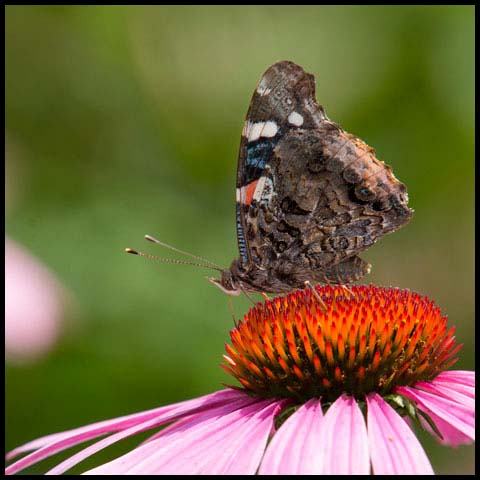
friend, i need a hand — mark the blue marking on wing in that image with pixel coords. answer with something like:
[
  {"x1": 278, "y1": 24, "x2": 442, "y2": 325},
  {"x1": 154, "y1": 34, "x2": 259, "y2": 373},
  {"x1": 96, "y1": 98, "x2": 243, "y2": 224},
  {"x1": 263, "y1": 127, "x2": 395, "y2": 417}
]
[
  {"x1": 237, "y1": 132, "x2": 283, "y2": 262},
  {"x1": 244, "y1": 137, "x2": 279, "y2": 184}
]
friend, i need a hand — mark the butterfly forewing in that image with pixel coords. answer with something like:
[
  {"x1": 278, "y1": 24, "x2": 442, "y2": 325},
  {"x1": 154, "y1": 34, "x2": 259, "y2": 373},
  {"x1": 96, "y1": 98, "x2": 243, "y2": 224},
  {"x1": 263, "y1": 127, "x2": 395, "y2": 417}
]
[{"x1": 235, "y1": 61, "x2": 325, "y2": 265}]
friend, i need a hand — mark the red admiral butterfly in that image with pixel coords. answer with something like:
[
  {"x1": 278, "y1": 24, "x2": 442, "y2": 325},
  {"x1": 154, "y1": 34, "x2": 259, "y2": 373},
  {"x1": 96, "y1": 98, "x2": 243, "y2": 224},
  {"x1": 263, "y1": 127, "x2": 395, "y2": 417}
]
[{"x1": 128, "y1": 61, "x2": 413, "y2": 298}]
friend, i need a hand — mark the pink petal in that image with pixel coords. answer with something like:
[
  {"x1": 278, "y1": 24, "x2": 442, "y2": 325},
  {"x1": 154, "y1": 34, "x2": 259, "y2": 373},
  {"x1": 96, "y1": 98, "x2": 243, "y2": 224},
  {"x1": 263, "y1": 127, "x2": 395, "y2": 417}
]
[
  {"x1": 133, "y1": 399, "x2": 286, "y2": 475},
  {"x1": 431, "y1": 379, "x2": 475, "y2": 399},
  {"x1": 417, "y1": 409, "x2": 474, "y2": 446},
  {"x1": 397, "y1": 386, "x2": 475, "y2": 443},
  {"x1": 432, "y1": 371, "x2": 475, "y2": 398},
  {"x1": 82, "y1": 418, "x2": 196, "y2": 475},
  {"x1": 5, "y1": 389, "x2": 246, "y2": 475},
  {"x1": 7, "y1": 389, "x2": 240, "y2": 460},
  {"x1": 367, "y1": 393, "x2": 434, "y2": 475},
  {"x1": 45, "y1": 394, "x2": 257, "y2": 475},
  {"x1": 201, "y1": 400, "x2": 287, "y2": 475},
  {"x1": 84, "y1": 398, "x2": 286, "y2": 475},
  {"x1": 258, "y1": 398, "x2": 324, "y2": 474},
  {"x1": 317, "y1": 395, "x2": 370, "y2": 475},
  {"x1": 435, "y1": 370, "x2": 475, "y2": 386},
  {"x1": 414, "y1": 381, "x2": 475, "y2": 409}
]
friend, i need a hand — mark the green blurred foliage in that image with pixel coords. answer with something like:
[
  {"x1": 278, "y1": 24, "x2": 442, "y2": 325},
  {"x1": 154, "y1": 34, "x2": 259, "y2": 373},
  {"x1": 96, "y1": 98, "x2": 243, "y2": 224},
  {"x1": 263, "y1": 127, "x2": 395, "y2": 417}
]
[{"x1": 6, "y1": 5, "x2": 474, "y2": 474}]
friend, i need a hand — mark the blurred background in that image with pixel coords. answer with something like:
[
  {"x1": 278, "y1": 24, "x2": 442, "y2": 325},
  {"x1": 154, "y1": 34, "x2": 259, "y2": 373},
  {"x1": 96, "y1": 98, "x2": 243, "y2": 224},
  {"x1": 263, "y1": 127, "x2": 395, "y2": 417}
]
[{"x1": 5, "y1": 5, "x2": 474, "y2": 474}]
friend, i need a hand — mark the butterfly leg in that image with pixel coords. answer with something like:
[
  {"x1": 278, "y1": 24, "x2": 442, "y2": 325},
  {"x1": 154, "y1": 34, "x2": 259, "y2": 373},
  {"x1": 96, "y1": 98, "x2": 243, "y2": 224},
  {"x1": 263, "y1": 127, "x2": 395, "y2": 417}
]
[
  {"x1": 304, "y1": 281, "x2": 328, "y2": 312},
  {"x1": 331, "y1": 285, "x2": 354, "y2": 311},
  {"x1": 227, "y1": 296, "x2": 238, "y2": 327},
  {"x1": 338, "y1": 284, "x2": 356, "y2": 300},
  {"x1": 240, "y1": 287, "x2": 257, "y2": 305},
  {"x1": 261, "y1": 292, "x2": 271, "y2": 301}
]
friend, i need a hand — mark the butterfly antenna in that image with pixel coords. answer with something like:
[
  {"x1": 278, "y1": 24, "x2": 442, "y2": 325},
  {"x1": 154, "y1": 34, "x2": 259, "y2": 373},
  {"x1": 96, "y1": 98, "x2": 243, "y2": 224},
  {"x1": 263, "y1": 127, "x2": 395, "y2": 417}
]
[
  {"x1": 125, "y1": 248, "x2": 222, "y2": 272},
  {"x1": 144, "y1": 234, "x2": 222, "y2": 269}
]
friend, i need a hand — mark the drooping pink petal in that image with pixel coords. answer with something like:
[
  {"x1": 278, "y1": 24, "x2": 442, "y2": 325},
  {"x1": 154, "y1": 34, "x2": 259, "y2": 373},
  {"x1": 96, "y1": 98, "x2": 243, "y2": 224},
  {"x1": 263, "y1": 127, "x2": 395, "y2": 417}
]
[
  {"x1": 317, "y1": 395, "x2": 370, "y2": 475},
  {"x1": 133, "y1": 398, "x2": 285, "y2": 475},
  {"x1": 367, "y1": 393, "x2": 434, "y2": 475},
  {"x1": 258, "y1": 398, "x2": 324, "y2": 474},
  {"x1": 417, "y1": 408, "x2": 474, "y2": 446},
  {"x1": 5, "y1": 389, "x2": 248, "y2": 475},
  {"x1": 81, "y1": 418, "x2": 195, "y2": 475},
  {"x1": 397, "y1": 386, "x2": 475, "y2": 443},
  {"x1": 84, "y1": 398, "x2": 286, "y2": 475},
  {"x1": 45, "y1": 393, "x2": 258, "y2": 475},
  {"x1": 7, "y1": 389, "x2": 237, "y2": 460}
]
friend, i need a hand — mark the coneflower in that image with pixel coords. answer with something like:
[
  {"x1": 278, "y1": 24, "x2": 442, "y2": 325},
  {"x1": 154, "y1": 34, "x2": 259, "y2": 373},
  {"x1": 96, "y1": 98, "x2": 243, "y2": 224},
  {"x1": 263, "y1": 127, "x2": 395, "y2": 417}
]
[{"x1": 5, "y1": 285, "x2": 474, "y2": 474}]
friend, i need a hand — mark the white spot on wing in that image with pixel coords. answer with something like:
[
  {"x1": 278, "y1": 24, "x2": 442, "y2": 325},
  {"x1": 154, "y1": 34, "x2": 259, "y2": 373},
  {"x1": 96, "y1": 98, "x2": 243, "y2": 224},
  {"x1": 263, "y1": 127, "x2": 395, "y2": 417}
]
[
  {"x1": 253, "y1": 176, "x2": 267, "y2": 201},
  {"x1": 246, "y1": 122, "x2": 264, "y2": 142},
  {"x1": 262, "y1": 121, "x2": 278, "y2": 138},
  {"x1": 253, "y1": 176, "x2": 274, "y2": 204},
  {"x1": 236, "y1": 188, "x2": 241, "y2": 202},
  {"x1": 288, "y1": 111, "x2": 304, "y2": 126},
  {"x1": 243, "y1": 121, "x2": 279, "y2": 142}
]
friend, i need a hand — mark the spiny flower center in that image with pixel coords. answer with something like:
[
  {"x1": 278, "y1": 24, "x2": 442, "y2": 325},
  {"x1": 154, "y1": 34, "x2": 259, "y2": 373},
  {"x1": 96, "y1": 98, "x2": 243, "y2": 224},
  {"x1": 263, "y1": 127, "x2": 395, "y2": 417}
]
[{"x1": 222, "y1": 285, "x2": 461, "y2": 402}]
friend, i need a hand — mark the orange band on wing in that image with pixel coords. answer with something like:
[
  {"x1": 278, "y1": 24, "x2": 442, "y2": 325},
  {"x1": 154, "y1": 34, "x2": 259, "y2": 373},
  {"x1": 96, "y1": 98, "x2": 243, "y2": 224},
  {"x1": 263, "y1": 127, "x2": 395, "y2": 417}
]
[{"x1": 242, "y1": 180, "x2": 259, "y2": 206}]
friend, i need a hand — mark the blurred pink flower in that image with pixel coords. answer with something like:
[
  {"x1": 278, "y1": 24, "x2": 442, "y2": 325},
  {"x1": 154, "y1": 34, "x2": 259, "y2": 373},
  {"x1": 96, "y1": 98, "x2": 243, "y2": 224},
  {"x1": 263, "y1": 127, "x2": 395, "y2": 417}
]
[
  {"x1": 5, "y1": 237, "x2": 66, "y2": 363},
  {"x1": 5, "y1": 286, "x2": 475, "y2": 474}
]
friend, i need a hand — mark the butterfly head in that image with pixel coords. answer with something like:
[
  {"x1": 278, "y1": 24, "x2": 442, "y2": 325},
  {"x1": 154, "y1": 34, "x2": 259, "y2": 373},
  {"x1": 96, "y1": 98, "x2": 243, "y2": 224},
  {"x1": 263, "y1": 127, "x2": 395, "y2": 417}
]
[{"x1": 207, "y1": 270, "x2": 243, "y2": 296}]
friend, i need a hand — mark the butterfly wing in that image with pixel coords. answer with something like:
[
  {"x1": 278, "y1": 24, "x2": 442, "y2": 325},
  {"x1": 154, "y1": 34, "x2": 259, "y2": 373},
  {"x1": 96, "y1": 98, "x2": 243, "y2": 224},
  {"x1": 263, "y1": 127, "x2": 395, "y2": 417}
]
[
  {"x1": 235, "y1": 61, "x2": 328, "y2": 264},
  {"x1": 235, "y1": 61, "x2": 412, "y2": 287}
]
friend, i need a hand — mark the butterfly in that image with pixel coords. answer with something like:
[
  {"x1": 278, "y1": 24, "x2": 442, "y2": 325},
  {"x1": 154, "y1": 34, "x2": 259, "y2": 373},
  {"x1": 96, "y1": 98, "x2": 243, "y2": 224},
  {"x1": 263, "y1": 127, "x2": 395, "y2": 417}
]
[
  {"x1": 128, "y1": 61, "x2": 413, "y2": 298},
  {"x1": 209, "y1": 60, "x2": 413, "y2": 296}
]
